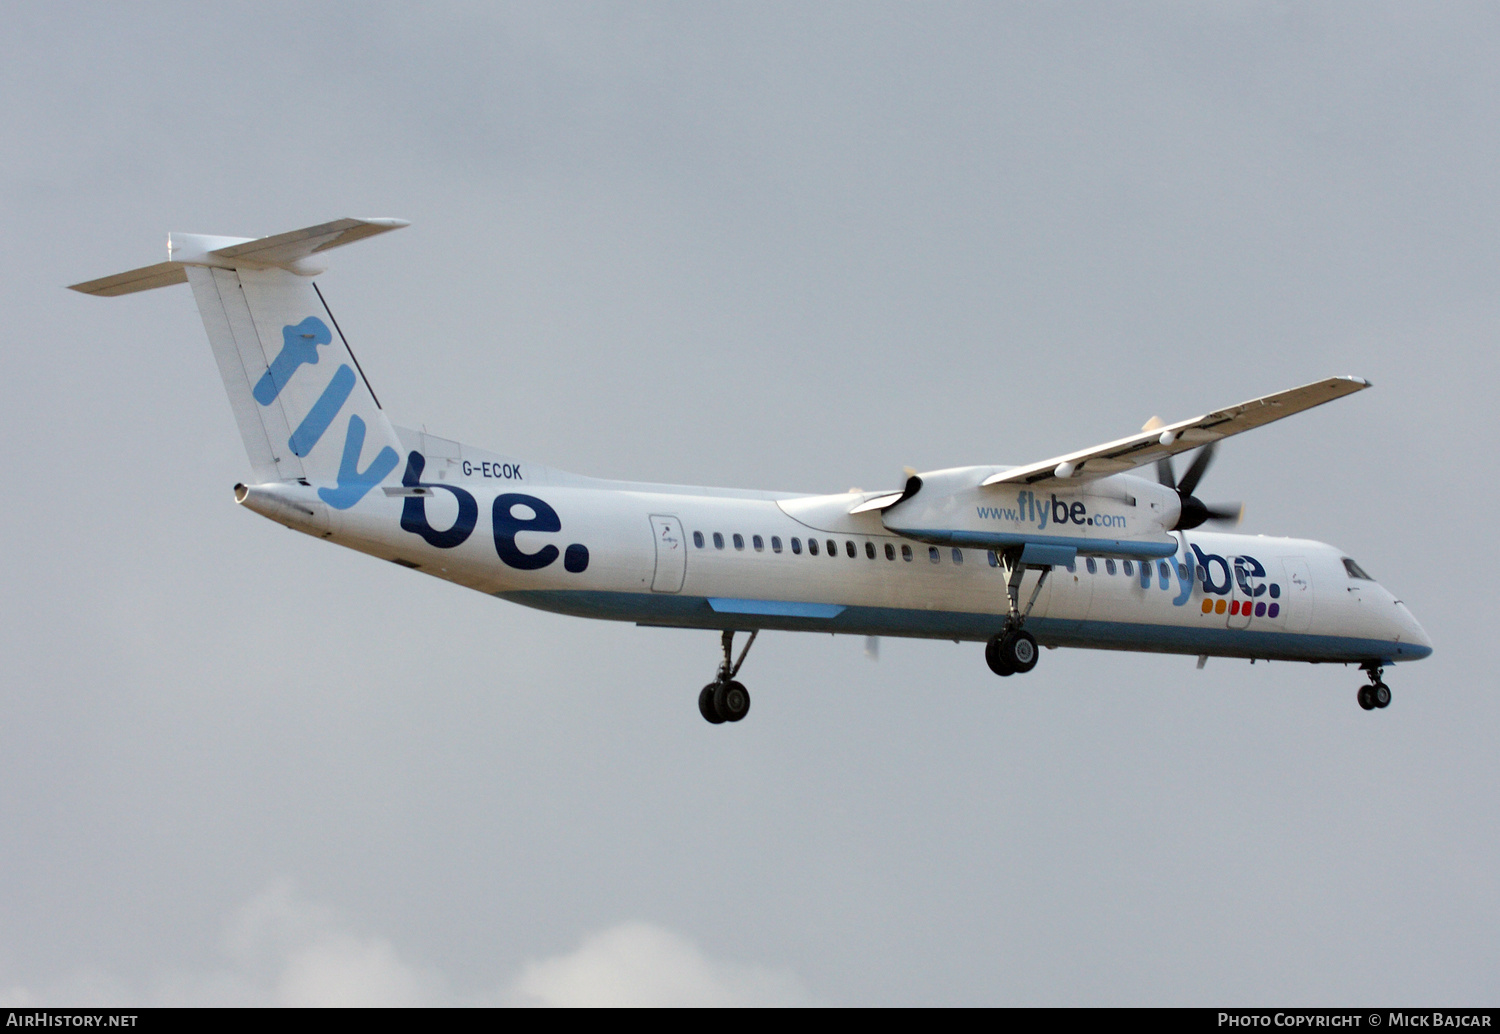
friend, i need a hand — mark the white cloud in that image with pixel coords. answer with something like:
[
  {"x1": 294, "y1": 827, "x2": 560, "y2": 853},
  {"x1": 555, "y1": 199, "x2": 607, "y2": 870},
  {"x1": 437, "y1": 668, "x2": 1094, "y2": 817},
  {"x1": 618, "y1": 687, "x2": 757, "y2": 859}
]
[
  {"x1": 219, "y1": 882, "x2": 447, "y2": 1007},
  {"x1": 0, "y1": 885, "x2": 813, "y2": 1008},
  {"x1": 274, "y1": 934, "x2": 441, "y2": 1008},
  {"x1": 507, "y1": 922, "x2": 814, "y2": 1008}
]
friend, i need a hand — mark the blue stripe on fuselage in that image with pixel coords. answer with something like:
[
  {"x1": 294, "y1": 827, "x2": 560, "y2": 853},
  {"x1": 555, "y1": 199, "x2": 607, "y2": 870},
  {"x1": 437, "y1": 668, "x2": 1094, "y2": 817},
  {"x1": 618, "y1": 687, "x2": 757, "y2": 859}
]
[
  {"x1": 707, "y1": 598, "x2": 846, "y2": 618},
  {"x1": 495, "y1": 589, "x2": 1430, "y2": 664}
]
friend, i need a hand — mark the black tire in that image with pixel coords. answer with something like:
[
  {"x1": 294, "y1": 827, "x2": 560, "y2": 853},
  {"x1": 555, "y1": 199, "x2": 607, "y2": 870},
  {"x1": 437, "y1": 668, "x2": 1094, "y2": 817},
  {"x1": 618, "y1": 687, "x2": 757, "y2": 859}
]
[
  {"x1": 699, "y1": 684, "x2": 726, "y2": 724},
  {"x1": 1372, "y1": 682, "x2": 1391, "y2": 709},
  {"x1": 1357, "y1": 685, "x2": 1375, "y2": 711},
  {"x1": 985, "y1": 634, "x2": 1015, "y2": 677},
  {"x1": 1004, "y1": 630, "x2": 1039, "y2": 674},
  {"x1": 714, "y1": 680, "x2": 751, "y2": 722}
]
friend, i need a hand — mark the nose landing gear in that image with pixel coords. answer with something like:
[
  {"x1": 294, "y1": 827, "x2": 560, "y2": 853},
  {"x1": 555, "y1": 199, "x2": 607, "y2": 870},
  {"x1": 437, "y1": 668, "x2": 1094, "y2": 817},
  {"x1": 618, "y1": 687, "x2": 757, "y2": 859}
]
[
  {"x1": 700, "y1": 629, "x2": 756, "y2": 724},
  {"x1": 1357, "y1": 663, "x2": 1392, "y2": 711}
]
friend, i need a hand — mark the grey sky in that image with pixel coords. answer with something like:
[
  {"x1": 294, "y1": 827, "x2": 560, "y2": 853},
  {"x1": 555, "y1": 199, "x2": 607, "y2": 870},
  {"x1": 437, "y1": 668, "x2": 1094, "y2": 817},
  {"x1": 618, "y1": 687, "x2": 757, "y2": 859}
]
[{"x1": 1, "y1": 2, "x2": 1495, "y2": 1005}]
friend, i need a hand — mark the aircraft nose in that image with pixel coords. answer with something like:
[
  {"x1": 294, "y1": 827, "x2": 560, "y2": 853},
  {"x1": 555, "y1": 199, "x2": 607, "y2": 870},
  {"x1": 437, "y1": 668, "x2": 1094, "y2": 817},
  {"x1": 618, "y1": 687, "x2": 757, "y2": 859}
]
[{"x1": 1389, "y1": 600, "x2": 1433, "y2": 661}]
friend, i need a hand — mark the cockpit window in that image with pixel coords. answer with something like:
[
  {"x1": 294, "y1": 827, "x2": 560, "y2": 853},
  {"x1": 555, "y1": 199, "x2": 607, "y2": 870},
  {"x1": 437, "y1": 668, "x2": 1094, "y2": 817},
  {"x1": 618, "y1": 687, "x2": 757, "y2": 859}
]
[{"x1": 1343, "y1": 557, "x2": 1373, "y2": 580}]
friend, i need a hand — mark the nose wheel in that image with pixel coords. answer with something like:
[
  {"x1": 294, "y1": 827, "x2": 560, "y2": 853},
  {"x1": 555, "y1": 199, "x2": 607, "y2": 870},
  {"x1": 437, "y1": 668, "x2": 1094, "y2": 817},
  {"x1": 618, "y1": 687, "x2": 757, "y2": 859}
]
[
  {"x1": 1357, "y1": 664, "x2": 1392, "y2": 711},
  {"x1": 700, "y1": 630, "x2": 756, "y2": 724}
]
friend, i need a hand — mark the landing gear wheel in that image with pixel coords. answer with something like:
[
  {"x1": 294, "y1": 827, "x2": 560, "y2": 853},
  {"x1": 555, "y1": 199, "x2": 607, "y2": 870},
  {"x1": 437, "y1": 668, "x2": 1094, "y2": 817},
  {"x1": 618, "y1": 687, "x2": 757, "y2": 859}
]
[
  {"x1": 1357, "y1": 685, "x2": 1375, "y2": 711},
  {"x1": 986, "y1": 630, "x2": 1039, "y2": 676},
  {"x1": 714, "y1": 680, "x2": 751, "y2": 722},
  {"x1": 1005, "y1": 630, "x2": 1039, "y2": 674},
  {"x1": 1372, "y1": 682, "x2": 1391, "y2": 709},
  {"x1": 699, "y1": 684, "x2": 726, "y2": 724},
  {"x1": 985, "y1": 634, "x2": 1015, "y2": 677}
]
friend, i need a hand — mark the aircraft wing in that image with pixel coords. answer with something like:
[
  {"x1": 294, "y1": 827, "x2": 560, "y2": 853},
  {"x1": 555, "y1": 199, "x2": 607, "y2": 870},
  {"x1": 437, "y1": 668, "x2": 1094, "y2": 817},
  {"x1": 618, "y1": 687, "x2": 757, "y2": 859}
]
[{"x1": 980, "y1": 376, "x2": 1371, "y2": 489}]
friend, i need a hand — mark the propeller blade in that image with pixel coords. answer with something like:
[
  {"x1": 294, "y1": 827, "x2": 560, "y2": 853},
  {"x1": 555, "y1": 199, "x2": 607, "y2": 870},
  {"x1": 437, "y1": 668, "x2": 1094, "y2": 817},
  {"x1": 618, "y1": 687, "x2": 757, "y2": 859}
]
[
  {"x1": 865, "y1": 636, "x2": 881, "y2": 661},
  {"x1": 1156, "y1": 456, "x2": 1176, "y2": 488},
  {"x1": 1203, "y1": 501, "x2": 1244, "y2": 525},
  {"x1": 1177, "y1": 442, "x2": 1217, "y2": 498}
]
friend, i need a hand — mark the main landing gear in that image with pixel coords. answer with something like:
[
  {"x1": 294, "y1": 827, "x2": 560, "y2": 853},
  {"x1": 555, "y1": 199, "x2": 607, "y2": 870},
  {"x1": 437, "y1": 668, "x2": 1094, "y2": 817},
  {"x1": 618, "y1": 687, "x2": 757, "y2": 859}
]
[
  {"x1": 986, "y1": 628, "x2": 1038, "y2": 676},
  {"x1": 1357, "y1": 663, "x2": 1392, "y2": 711},
  {"x1": 985, "y1": 548, "x2": 1050, "y2": 678},
  {"x1": 699, "y1": 629, "x2": 757, "y2": 724}
]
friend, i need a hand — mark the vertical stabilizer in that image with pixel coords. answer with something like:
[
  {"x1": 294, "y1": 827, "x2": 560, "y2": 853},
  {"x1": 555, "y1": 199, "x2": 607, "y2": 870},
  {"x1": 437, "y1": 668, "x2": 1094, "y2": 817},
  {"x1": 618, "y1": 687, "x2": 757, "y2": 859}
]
[{"x1": 71, "y1": 219, "x2": 409, "y2": 510}]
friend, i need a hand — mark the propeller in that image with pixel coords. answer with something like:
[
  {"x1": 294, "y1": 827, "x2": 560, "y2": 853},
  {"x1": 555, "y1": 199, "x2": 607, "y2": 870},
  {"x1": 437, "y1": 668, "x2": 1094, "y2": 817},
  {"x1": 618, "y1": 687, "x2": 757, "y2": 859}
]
[{"x1": 1155, "y1": 442, "x2": 1243, "y2": 530}]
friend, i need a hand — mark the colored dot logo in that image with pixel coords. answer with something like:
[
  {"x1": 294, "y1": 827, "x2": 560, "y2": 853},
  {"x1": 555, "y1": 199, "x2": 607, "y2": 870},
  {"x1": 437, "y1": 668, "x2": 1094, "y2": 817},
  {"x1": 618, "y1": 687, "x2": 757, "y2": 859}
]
[{"x1": 1202, "y1": 598, "x2": 1280, "y2": 618}]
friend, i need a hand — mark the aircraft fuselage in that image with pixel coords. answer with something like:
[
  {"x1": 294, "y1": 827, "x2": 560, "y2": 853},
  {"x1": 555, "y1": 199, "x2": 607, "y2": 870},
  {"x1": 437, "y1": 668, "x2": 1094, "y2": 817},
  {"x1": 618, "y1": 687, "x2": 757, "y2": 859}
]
[{"x1": 241, "y1": 430, "x2": 1431, "y2": 670}]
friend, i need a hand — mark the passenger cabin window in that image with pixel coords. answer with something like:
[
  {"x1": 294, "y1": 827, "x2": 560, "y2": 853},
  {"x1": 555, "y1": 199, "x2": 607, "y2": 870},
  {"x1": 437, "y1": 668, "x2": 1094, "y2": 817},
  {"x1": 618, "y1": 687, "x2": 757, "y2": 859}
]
[
  {"x1": 1343, "y1": 557, "x2": 1374, "y2": 580},
  {"x1": 791, "y1": 537, "x2": 802, "y2": 555},
  {"x1": 693, "y1": 531, "x2": 705, "y2": 548},
  {"x1": 1086, "y1": 558, "x2": 1097, "y2": 574},
  {"x1": 1106, "y1": 559, "x2": 1116, "y2": 575},
  {"x1": 885, "y1": 543, "x2": 896, "y2": 561},
  {"x1": 827, "y1": 539, "x2": 838, "y2": 558},
  {"x1": 733, "y1": 533, "x2": 745, "y2": 550},
  {"x1": 901, "y1": 544, "x2": 913, "y2": 562},
  {"x1": 1177, "y1": 563, "x2": 1188, "y2": 579},
  {"x1": 951, "y1": 548, "x2": 963, "y2": 564},
  {"x1": 753, "y1": 535, "x2": 764, "y2": 552},
  {"x1": 1122, "y1": 560, "x2": 1134, "y2": 576},
  {"x1": 713, "y1": 532, "x2": 725, "y2": 550},
  {"x1": 865, "y1": 541, "x2": 876, "y2": 560},
  {"x1": 929, "y1": 547, "x2": 941, "y2": 564},
  {"x1": 808, "y1": 538, "x2": 819, "y2": 556},
  {"x1": 987, "y1": 550, "x2": 999, "y2": 568},
  {"x1": 1065, "y1": 559, "x2": 1076, "y2": 573},
  {"x1": 845, "y1": 540, "x2": 857, "y2": 559},
  {"x1": 771, "y1": 536, "x2": 783, "y2": 554},
  {"x1": 1159, "y1": 561, "x2": 1170, "y2": 580}
]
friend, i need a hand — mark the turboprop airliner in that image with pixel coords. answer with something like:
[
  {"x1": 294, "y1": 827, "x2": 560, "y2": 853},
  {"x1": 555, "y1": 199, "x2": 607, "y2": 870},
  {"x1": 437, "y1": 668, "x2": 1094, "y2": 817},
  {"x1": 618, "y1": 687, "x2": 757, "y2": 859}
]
[{"x1": 71, "y1": 218, "x2": 1432, "y2": 723}]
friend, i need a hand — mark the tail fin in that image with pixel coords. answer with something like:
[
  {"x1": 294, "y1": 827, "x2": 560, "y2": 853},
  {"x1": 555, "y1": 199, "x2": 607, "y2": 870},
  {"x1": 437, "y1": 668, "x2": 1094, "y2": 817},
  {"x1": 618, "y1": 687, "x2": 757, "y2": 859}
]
[{"x1": 71, "y1": 218, "x2": 408, "y2": 509}]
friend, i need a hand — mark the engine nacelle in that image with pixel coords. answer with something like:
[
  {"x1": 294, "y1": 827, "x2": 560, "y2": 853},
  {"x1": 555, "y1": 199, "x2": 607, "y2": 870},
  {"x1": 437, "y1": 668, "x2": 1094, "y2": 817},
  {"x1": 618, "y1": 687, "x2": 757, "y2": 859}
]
[{"x1": 881, "y1": 468, "x2": 1180, "y2": 559}]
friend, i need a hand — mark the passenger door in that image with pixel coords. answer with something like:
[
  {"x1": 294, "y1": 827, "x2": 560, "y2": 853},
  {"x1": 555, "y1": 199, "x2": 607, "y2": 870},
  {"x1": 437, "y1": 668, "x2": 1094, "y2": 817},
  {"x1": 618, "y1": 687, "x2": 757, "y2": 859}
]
[{"x1": 649, "y1": 515, "x2": 686, "y2": 593}]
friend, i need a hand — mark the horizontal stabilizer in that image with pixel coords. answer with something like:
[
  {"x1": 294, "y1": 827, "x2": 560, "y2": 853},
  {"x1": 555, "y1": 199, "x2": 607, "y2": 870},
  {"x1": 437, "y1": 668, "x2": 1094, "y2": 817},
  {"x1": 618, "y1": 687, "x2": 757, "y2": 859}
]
[
  {"x1": 69, "y1": 261, "x2": 189, "y2": 297},
  {"x1": 205, "y1": 217, "x2": 409, "y2": 270},
  {"x1": 69, "y1": 217, "x2": 409, "y2": 296}
]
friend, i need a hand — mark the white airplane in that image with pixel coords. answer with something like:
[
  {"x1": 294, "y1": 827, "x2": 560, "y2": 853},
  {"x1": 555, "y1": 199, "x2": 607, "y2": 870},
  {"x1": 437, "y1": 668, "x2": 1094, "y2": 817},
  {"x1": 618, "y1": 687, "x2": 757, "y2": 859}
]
[{"x1": 72, "y1": 218, "x2": 1432, "y2": 723}]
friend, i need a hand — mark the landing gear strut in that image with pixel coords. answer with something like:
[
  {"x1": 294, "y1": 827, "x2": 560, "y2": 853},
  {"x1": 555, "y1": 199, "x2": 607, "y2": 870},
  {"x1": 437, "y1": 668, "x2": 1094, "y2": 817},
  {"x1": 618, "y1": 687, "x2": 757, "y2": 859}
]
[
  {"x1": 1357, "y1": 663, "x2": 1392, "y2": 711},
  {"x1": 700, "y1": 629, "x2": 756, "y2": 724},
  {"x1": 986, "y1": 548, "x2": 1050, "y2": 677}
]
